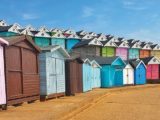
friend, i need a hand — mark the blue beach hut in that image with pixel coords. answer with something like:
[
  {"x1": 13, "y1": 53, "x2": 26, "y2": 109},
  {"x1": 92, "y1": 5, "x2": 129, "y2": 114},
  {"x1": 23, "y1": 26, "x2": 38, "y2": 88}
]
[
  {"x1": 88, "y1": 56, "x2": 126, "y2": 88},
  {"x1": 129, "y1": 59, "x2": 146, "y2": 85}
]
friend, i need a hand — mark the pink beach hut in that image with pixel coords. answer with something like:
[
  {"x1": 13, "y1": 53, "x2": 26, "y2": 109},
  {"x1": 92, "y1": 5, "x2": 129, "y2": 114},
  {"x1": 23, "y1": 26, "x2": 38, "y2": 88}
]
[{"x1": 0, "y1": 37, "x2": 8, "y2": 110}]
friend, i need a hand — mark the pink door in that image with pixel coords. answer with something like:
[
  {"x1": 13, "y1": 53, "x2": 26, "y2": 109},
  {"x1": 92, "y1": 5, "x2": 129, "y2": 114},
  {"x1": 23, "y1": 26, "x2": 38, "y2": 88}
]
[
  {"x1": 116, "y1": 48, "x2": 128, "y2": 60},
  {"x1": 0, "y1": 45, "x2": 6, "y2": 105},
  {"x1": 152, "y1": 65, "x2": 159, "y2": 79},
  {"x1": 146, "y1": 65, "x2": 152, "y2": 79}
]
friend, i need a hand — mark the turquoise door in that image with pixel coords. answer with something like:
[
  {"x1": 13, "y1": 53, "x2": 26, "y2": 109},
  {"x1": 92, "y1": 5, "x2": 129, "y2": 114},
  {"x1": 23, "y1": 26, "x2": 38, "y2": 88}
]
[{"x1": 114, "y1": 68, "x2": 123, "y2": 86}]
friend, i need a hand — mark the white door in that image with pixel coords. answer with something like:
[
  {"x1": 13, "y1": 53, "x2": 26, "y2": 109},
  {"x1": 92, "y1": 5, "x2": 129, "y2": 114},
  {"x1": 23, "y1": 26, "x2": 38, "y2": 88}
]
[{"x1": 123, "y1": 68, "x2": 134, "y2": 85}]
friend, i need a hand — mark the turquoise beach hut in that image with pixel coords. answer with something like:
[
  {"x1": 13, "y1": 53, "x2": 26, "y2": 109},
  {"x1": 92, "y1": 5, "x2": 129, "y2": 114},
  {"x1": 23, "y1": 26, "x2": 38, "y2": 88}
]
[
  {"x1": 50, "y1": 31, "x2": 66, "y2": 49},
  {"x1": 0, "y1": 23, "x2": 20, "y2": 37},
  {"x1": 39, "y1": 45, "x2": 70, "y2": 100},
  {"x1": 128, "y1": 39, "x2": 141, "y2": 59},
  {"x1": 31, "y1": 30, "x2": 51, "y2": 47},
  {"x1": 88, "y1": 56, "x2": 126, "y2": 88}
]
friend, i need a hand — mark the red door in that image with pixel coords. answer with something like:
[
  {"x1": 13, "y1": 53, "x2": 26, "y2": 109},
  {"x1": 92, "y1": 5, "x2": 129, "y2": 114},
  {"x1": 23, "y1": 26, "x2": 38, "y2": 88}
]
[{"x1": 147, "y1": 65, "x2": 159, "y2": 80}]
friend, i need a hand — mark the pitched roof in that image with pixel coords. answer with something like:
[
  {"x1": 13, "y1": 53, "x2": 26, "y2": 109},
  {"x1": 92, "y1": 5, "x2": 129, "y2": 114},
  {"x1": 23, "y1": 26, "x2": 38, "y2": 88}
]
[
  {"x1": 73, "y1": 39, "x2": 92, "y2": 48},
  {"x1": 84, "y1": 55, "x2": 119, "y2": 65},
  {"x1": 0, "y1": 25, "x2": 12, "y2": 32},
  {"x1": 2, "y1": 35, "x2": 41, "y2": 52},
  {"x1": 129, "y1": 59, "x2": 145, "y2": 68},
  {"x1": 40, "y1": 45, "x2": 70, "y2": 58},
  {"x1": 140, "y1": 56, "x2": 159, "y2": 65}
]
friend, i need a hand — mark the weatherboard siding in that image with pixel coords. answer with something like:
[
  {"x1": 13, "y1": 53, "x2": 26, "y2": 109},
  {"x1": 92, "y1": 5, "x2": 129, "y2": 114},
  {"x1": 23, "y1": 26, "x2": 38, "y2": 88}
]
[
  {"x1": 102, "y1": 47, "x2": 115, "y2": 57},
  {"x1": 51, "y1": 38, "x2": 65, "y2": 48},
  {"x1": 128, "y1": 48, "x2": 139, "y2": 59},
  {"x1": 34, "y1": 37, "x2": 50, "y2": 47},
  {"x1": 140, "y1": 50, "x2": 150, "y2": 58},
  {"x1": 116, "y1": 48, "x2": 128, "y2": 60},
  {"x1": 66, "y1": 39, "x2": 80, "y2": 51},
  {"x1": 0, "y1": 32, "x2": 18, "y2": 37}
]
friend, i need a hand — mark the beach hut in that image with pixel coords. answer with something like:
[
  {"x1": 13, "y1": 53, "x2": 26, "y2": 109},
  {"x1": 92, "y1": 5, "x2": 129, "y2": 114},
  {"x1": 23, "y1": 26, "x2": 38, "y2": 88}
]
[
  {"x1": 0, "y1": 38, "x2": 8, "y2": 110},
  {"x1": 88, "y1": 56, "x2": 126, "y2": 88},
  {"x1": 90, "y1": 60, "x2": 101, "y2": 88},
  {"x1": 101, "y1": 37, "x2": 117, "y2": 57},
  {"x1": 0, "y1": 20, "x2": 7, "y2": 26},
  {"x1": 123, "y1": 62, "x2": 134, "y2": 85},
  {"x1": 39, "y1": 45, "x2": 70, "y2": 100},
  {"x1": 0, "y1": 24, "x2": 20, "y2": 37},
  {"x1": 141, "y1": 56, "x2": 160, "y2": 83},
  {"x1": 96, "y1": 33, "x2": 107, "y2": 41},
  {"x1": 65, "y1": 34, "x2": 81, "y2": 51},
  {"x1": 72, "y1": 38, "x2": 103, "y2": 56},
  {"x1": 128, "y1": 40, "x2": 141, "y2": 59},
  {"x1": 50, "y1": 32, "x2": 66, "y2": 48},
  {"x1": 140, "y1": 42, "x2": 151, "y2": 58},
  {"x1": 129, "y1": 59, "x2": 146, "y2": 85},
  {"x1": 31, "y1": 30, "x2": 51, "y2": 47},
  {"x1": 3, "y1": 35, "x2": 41, "y2": 106},
  {"x1": 150, "y1": 44, "x2": 160, "y2": 60},
  {"x1": 115, "y1": 41, "x2": 129, "y2": 60},
  {"x1": 65, "y1": 58, "x2": 83, "y2": 96}
]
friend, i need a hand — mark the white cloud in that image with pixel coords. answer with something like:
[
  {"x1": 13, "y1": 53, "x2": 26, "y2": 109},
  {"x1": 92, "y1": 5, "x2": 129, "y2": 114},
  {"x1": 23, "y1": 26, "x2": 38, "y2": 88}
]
[
  {"x1": 126, "y1": 29, "x2": 160, "y2": 44},
  {"x1": 22, "y1": 13, "x2": 39, "y2": 20},
  {"x1": 82, "y1": 6, "x2": 94, "y2": 17}
]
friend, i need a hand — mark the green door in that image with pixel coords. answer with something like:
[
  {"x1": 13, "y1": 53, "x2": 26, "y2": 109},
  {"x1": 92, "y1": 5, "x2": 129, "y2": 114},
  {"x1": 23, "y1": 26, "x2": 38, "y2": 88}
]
[{"x1": 102, "y1": 47, "x2": 115, "y2": 57}]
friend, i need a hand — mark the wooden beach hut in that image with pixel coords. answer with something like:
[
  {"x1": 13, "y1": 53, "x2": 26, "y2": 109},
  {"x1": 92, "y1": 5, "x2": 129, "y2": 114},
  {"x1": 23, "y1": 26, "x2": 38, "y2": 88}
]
[
  {"x1": 3, "y1": 35, "x2": 41, "y2": 106},
  {"x1": 39, "y1": 45, "x2": 70, "y2": 100}
]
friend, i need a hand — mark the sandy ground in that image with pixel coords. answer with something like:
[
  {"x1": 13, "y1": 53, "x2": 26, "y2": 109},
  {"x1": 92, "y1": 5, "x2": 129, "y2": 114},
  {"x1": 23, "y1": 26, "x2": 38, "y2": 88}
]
[
  {"x1": 0, "y1": 85, "x2": 160, "y2": 120},
  {"x1": 70, "y1": 85, "x2": 160, "y2": 120}
]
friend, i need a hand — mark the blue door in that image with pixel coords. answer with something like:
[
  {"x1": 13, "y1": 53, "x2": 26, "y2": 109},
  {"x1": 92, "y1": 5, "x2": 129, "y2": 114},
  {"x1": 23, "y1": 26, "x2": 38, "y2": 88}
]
[
  {"x1": 135, "y1": 64, "x2": 146, "y2": 85},
  {"x1": 114, "y1": 68, "x2": 123, "y2": 86}
]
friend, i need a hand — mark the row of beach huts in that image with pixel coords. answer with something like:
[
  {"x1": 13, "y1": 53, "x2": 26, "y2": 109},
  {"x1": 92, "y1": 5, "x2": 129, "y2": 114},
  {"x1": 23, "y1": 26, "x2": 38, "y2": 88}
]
[{"x1": 0, "y1": 20, "x2": 160, "y2": 110}]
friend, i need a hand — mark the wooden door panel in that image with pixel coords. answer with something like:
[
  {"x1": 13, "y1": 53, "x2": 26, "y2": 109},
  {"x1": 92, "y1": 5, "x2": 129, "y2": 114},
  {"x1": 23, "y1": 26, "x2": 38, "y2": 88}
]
[{"x1": 7, "y1": 72, "x2": 22, "y2": 99}]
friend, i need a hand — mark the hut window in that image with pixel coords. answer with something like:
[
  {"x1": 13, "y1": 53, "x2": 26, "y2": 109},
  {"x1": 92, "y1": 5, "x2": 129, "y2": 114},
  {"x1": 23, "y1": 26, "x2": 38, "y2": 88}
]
[
  {"x1": 73, "y1": 35, "x2": 76, "y2": 38},
  {"x1": 58, "y1": 34, "x2": 60, "y2": 37},
  {"x1": 110, "y1": 42, "x2": 112, "y2": 45},
  {"x1": 87, "y1": 36, "x2": 89, "y2": 38},
  {"x1": 157, "y1": 46, "x2": 159, "y2": 49},
  {"x1": 123, "y1": 43, "x2": 125, "y2": 46}
]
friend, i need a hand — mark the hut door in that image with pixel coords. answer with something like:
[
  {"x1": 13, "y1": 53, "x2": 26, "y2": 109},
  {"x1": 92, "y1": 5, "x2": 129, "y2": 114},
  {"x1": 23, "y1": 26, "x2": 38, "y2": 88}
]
[
  {"x1": 114, "y1": 68, "x2": 123, "y2": 86},
  {"x1": 151, "y1": 65, "x2": 159, "y2": 79},
  {"x1": 48, "y1": 57, "x2": 57, "y2": 94},
  {"x1": 5, "y1": 47, "x2": 23, "y2": 100}
]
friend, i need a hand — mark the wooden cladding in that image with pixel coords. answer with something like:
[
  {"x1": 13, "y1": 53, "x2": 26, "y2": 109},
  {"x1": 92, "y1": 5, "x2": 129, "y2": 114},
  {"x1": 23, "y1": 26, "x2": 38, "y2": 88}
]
[
  {"x1": 65, "y1": 60, "x2": 83, "y2": 96},
  {"x1": 5, "y1": 40, "x2": 40, "y2": 105},
  {"x1": 140, "y1": 50, "x2": 150, "y2": 58}
]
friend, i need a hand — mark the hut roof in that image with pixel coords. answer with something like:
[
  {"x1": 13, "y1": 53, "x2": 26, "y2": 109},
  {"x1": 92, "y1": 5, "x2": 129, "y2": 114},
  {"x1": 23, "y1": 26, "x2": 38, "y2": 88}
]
[
  {"x1": 40, "y1": 45, "x2": 70, "y2": 58},
  {"x1": 2, "y1": 35, "x2": 41, "y2": 52}
]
